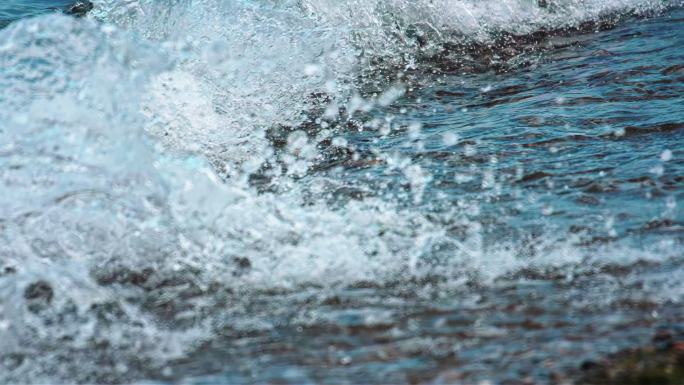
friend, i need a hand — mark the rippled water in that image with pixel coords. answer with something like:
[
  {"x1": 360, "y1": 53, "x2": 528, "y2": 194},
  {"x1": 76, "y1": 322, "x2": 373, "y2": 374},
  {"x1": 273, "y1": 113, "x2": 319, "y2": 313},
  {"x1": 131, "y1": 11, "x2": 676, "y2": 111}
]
[
  {"x1": 0, "y1": 0, "x2": 75, "y2": 27},
  {"x1": 0, "y1": 1, "x2": 683, "y2": 384}
]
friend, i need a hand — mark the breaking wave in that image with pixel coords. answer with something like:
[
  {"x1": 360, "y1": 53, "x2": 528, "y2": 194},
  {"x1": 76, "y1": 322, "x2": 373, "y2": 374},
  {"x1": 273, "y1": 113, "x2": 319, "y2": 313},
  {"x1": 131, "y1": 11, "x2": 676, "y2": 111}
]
[{"x1": 0, "y1": 0, "x2": 681, "y2": 383}]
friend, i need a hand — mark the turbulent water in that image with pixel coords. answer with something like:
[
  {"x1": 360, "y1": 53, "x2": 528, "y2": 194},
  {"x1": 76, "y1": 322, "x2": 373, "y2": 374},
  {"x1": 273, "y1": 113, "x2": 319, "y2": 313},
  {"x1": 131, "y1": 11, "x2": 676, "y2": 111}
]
[{"x1": 0, "y1": 0, "x2": 683, "y2": 384}]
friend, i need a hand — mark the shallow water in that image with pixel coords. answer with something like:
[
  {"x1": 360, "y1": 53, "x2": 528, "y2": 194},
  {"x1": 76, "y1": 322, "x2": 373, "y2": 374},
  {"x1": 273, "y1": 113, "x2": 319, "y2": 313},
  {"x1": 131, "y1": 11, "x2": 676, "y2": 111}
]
[
  {"x1": 0, "y1": 1, "x2": 683, "y2": 384},
  {"x1": 0, "y1": 0, "x2": 74, "y2": 27}
]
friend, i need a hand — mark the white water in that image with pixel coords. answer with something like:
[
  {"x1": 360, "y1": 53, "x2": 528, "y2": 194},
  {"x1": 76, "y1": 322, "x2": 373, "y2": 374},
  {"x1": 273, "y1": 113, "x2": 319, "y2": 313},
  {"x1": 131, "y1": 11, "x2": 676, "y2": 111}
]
[{"x1": 0, "y1": 0, "x2": 680, "y2": 382}]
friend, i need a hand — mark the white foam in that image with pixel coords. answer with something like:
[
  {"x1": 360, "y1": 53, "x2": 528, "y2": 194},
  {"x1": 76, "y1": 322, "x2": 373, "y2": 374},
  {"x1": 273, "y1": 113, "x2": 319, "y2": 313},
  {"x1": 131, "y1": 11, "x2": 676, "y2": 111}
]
[
  {"x1": 0, "y1": 0, "x2": 680, "y2": 380},
  {"x1": 89, "y1": 0, "x2": 674, "y2": 169}
]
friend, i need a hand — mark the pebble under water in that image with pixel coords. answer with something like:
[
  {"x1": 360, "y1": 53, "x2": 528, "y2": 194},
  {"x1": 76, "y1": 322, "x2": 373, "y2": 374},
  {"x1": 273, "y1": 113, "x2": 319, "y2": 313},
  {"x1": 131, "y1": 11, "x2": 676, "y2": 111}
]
[{"x1": 0, "y1": 1, "x2": 683, "y2": 384}]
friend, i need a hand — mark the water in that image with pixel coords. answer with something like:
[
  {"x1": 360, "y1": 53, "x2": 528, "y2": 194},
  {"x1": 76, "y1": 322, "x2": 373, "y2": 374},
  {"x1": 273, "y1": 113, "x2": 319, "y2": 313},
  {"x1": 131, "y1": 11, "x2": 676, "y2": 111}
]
[
  {"x1": 0, "y1": 0, "x2": 75, "y2": 27},
  {"x1": 0, "y1": 1, "x2": 683, "y2": 384}
]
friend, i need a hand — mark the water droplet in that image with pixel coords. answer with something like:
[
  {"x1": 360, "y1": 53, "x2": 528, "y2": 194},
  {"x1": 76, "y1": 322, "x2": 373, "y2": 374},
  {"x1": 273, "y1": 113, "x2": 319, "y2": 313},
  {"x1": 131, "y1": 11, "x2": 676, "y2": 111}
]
[
  {"x1": 303, "y1": 64, "x2": 322, "y2": 76},
  {"x1": 408, "y1": 122, "x2": 422, "y2": 140},
  {"x1": 650, "y1": 165, "x2": 664, "y2": 176},
  {"x1": 332, "y1": 137, "x2": 348, "y2": 147},
  {"x1": 442, "y1": 132, "x2": 459, "y2": 146},
  {"x1": 464, "y1": 145, "x2": 477, "y2": 157},
  {"x1": 666, "y1": 196, "x2": 677, "y2": 210}
]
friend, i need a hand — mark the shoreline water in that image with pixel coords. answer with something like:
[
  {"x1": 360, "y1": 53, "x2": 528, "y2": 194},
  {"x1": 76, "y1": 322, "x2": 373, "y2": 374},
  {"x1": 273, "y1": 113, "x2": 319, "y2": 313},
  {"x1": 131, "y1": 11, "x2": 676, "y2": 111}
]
[{"x1": 1, "y1": 1, "x2": 683, "y2": 384}]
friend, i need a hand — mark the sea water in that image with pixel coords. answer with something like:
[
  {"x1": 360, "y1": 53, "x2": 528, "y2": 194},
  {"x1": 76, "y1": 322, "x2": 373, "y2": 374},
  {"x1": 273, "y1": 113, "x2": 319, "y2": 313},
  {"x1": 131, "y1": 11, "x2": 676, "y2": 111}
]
[{"x1": 0, "y1": 1, "x2": 683, "y2": 384}]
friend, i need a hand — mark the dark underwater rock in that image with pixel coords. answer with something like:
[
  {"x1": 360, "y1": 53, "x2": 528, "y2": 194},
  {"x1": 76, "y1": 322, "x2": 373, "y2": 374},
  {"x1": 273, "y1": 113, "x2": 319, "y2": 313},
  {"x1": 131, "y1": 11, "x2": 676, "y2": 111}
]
[
  {"x1": 24, "y1": 280, "x2": 54, "y2": 313},
  {"x1": 24, "y1": 280, "x2": 53, "y2": 303},
  {"x1": 65, "y1": 1, "x2": 94, "y2": 17},
  {"x1": 576, "y1": 330, "x2": 684, "y2": 384},
  {"x1": 231, "y1": 256, "x2": 252, "y2": 277},
  {"x1": 1, "y1": 265, "x2": 16, "y2": 277}
]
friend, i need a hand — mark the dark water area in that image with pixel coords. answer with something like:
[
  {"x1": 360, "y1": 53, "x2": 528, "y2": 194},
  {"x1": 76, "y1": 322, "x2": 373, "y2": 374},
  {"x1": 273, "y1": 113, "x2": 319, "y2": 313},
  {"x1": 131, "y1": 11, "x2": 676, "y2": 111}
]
[
  {"x1": 0, "y1": 0, "x2": 75, "y2": 27},
  {"x1": 297, "y1": 12, "x2": 684, "y2": 382},
  {"x1": 0, "y1": 1, "x2": 683, "y2": 384},
  {"x1": 334, "y1": 8, "x2": 684, "y2": 249},
  {"x1": 177, "y1": 10, "x2": 684, "y2": 381}
]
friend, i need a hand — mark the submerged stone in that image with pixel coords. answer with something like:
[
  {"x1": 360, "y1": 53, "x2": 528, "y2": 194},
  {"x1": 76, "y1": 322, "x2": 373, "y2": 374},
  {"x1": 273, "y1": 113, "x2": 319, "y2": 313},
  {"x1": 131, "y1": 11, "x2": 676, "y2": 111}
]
[
  {"x1": 23, "y1": 280, "x2": 54, "y2": 313},
  {"x1": 577, "y1": 331, "x2": 684, "y2": 385},
  {"x1": 65, "y1": 1, "x2": 94, "y2": 18},
  {"x1": 23, "y1": 280, "x2": 53, "y2": 303}
]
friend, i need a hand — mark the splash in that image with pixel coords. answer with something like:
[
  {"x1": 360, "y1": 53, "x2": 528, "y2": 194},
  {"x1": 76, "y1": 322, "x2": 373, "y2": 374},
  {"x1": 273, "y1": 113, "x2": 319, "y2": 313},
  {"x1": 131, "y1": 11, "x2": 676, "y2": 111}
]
[{"x1": 0, "y1": 0, "x2": 681, "y2": 382}]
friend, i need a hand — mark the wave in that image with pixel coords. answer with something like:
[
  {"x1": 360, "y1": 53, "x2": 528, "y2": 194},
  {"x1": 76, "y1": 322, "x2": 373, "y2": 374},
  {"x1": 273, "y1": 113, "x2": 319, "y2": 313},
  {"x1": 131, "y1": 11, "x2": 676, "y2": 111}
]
[
  {"x1": 88, "y1": 0, "x2": 676, "y2": 166},
  {"x1": 0, "y1": 0, "x2": 681, "y2": 382}
]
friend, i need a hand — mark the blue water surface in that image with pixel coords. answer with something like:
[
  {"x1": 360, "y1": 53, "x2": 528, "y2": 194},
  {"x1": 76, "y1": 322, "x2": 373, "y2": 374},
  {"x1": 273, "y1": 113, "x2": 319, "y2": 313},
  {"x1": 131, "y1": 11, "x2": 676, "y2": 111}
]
[
  {"x1": 0, "y1": 1, "x2": 683, "y2": 384},
  {"x1": 333, "y1": 9, "x2": 684, "y2": 247},
  {"x1": 0, "y1": 0, "x2": 73, "y2": 27}
]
